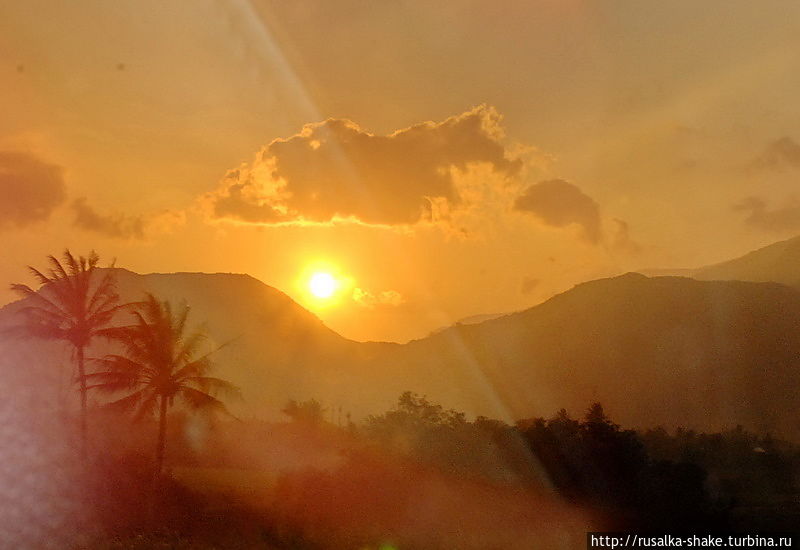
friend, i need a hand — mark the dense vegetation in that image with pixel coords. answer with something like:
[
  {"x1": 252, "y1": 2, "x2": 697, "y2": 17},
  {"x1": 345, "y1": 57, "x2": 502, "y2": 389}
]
[{"x1": 66, "y1": 394, "x2": 798, "y2": 549}]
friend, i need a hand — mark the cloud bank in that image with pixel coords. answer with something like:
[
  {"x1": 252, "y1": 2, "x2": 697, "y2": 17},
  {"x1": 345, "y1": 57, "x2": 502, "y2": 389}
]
[
  {"x1": 206, "y1": 105, "x2": 521, "y2": 226},
  {"x1": 204, "y1": 106, "x2": 636, "y2": 251}
]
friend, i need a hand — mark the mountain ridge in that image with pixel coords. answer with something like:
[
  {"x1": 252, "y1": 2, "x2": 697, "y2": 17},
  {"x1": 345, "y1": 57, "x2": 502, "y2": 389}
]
[
  {"x1": 639, "y1": 234, "x2": 800, "y2": 287},
  {"x1": 365, "y1": 272, "x2": 800, "y2": 437},
  {"x1": 3, "y1": 259, "x2": 800, "y2": 438}
]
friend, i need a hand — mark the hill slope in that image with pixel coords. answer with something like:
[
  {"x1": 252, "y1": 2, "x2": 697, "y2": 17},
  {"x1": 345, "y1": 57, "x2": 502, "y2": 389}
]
[
  {"x1": 694, "y1": 235, "x2": 800, "y2": 286},
  {"x1": 366, "y1": 273, "x2": 800, "y2": 438},
  {"x1": 2, "y1": 269, "x2": 800, "y2": 438},
  {"x1": 642, "y1": 235, "x2": 800, "y2": 286},
  {"x1": 0, "y1": 268, "x2": 393, "y2": 419}
]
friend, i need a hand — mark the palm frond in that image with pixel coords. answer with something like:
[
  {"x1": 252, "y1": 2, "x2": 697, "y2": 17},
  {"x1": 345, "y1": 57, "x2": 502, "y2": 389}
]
[
  {"x1": 186, "y1": 376, "x2": 242, "y2": 401},
  {"x1": 86, "y1": 286, "x2": 119, "y2": 317},
  {"x1": 60, "y1": 250, "x2": 79, "y2": 278},
  {"x1": 13, "y1": 286, "x2": 71, "y2": 319},
  {"x1": 90, "y1": 354, "x2": 147, "y2": 375},
  {"x1": 87, "y1": 250, "x2": 100, "y2": 269},
  {"x1": 84, "y1": 371, "x2": 140, "y2": 393},
  {"x1": 179, "y1": 386, "x2": 230, "y2": 415},
  {"x1": 174, "y1": 330, "x2": 207, "y2": 365},
  {"x1": 26, "y1": 266, "x2": 55, "y2": 287},
  {"x1": 103, "y1": 389, "x2": 143, "y2": 411},
  {"x1": 104, "y1": 388, "x2": 149, "y2": 416},
  {"x1": 46, "y1": 255, "x2": 72, "y2": 288},
  {"x1": 86, "y1": 267, "x2": 119, "y2": 304},
  {"x1": 173, "y1": 349, "x2": 216, "y2": 379},
  {"x1": 173, "y1": 303, "x2": 190, "y2": 339},
  {"x1": 10, "y1": 282, "x2": 36, "y2": 297},
  {"x1": 16, "y1": 305, "x2": 69, "y2": 326}
]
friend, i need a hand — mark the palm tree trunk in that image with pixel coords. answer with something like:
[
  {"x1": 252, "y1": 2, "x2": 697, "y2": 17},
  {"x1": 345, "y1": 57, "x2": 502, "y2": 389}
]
[
  {"x1": 76, "y1": 345, "x2": 88, "y2": 461},
  {"x1": 155, "y1": 394, "x2": 168, "y2": 476}
]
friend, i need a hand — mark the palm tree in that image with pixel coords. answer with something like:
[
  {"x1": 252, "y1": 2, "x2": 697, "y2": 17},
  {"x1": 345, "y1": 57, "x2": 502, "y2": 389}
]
[
  {"x1": 86, "y1": 294, "x2": 239, "y2": 475},
  {"x1": 11, "y1": 249, "x2": 126, "y2": 459}
]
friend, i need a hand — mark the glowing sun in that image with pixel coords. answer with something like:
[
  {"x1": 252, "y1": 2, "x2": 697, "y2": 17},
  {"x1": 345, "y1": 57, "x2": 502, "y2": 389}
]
[{"x1": 308, "y1": 271, "x2": 337, "y2": 299}]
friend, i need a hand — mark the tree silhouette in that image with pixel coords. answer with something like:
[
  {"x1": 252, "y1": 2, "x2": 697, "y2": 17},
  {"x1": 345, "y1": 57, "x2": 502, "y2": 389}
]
[
  {"x1": 11, "y1": 249, "x2": 127, "y2": 459},
  {"x1": 86, "y1": 294, "x2": 239, "y2": 475},
  {"x1": 282, "y1": 398, "x2": 326, "y2": 426}
]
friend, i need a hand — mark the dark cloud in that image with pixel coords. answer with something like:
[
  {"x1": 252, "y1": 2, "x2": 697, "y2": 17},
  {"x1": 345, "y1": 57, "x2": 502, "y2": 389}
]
[
  {"x1": 751, "y1": 137, "x2": 800, "y2": 171},
  {"x1": 0, "y1": 151, "x2": 66, "y2": 229},
  {"x1": 72, "y1": 198, "x2": 185, "y2": 240},
  {"x1": 734, "y1": 196, "x2": 800, "y2": 233},
  {"x1": 513, "y1": 179, "x2": 602, "y2": 244},
  {"x1": 207, "y1": 105, "x2": 521, "y2": 226}
]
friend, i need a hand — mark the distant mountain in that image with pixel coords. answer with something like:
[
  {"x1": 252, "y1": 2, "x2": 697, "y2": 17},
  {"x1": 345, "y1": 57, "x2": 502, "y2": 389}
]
[
  {"x1": 3, "y1": 269, "x2": 800, "y2": 439},
  {"x1": 363, "y1": 273, "x2": 800, "y2": 439},
  {"x1": 694, "y1": 235, "x2": 800, "y2": 286},
  {"x1": 637, "y1": 267, "x2": 695, "y2": 278},
  {"x1": 641, "y1": 235, "x2": 800, "y2": 287},
  {"x1": 0, "y1": 268, "x2": 393, "y2": 420}
]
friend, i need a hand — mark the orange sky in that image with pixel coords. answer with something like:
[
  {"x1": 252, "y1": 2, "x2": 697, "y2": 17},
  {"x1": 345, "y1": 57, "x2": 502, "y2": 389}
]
[{"x1": 2, "y1": 0, "x2": 800, "y2": 342}]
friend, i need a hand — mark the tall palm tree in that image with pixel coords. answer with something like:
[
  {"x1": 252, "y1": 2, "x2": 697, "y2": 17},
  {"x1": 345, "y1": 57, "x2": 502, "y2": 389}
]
[
  {"x1": 11, "y1": 249, "x2": 126, "y2": 459},
  {"x1": 86, "y1": 294, "x2": 239, "y2": 475}
]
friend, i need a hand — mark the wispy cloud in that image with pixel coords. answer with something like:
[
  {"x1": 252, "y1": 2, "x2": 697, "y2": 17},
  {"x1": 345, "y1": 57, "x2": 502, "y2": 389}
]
[
  {"x1": 72, "y1": 198, "x2": 186, "y2": 240},
  {"x1": 352, "y1": 288, "x2": 404, "y2": 308}
]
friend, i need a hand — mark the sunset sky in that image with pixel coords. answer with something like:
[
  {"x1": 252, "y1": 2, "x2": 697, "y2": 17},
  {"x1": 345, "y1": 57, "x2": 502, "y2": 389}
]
[{"x1": 2, "y1": 0, "x2": 800, "y2": 342}]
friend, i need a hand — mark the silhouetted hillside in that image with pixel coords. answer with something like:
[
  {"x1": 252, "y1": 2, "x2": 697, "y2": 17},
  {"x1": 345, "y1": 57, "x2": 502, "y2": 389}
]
[
  {"x1": 427, "y1": 312, "x2": 510, "y2": 337},
  {"x1": 3, "y1": 270, "x2": 800, "y2": 439},
  {"x1": 694, "y1": 235, "x2": 800, "y2": 286},
  {"x1": 642, "y1": 235, "x2": 800, "y2": 286},
  {"x1": 0, "y1": 268, "x2": 393, "y2": 419},
  {"x1": 367, "y1": 273, "x2": 800, "y2": 439}
]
